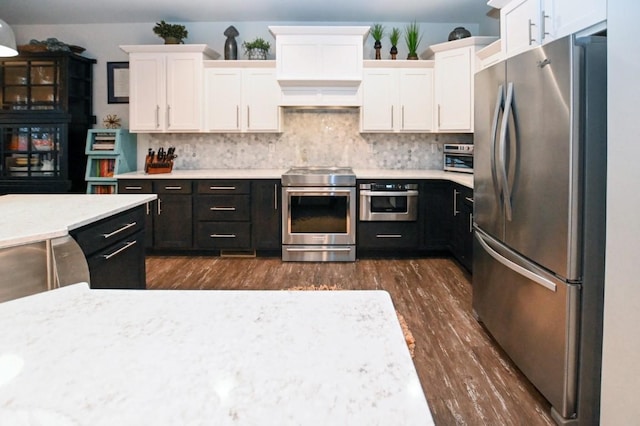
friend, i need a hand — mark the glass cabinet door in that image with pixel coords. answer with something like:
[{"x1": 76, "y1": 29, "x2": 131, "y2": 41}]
[
  {"x1": 1, "y1": 124, "x2": 64, "y2": 179},
  {"x1": 1, "y1": 58, "x2": 60, "y2": 111}
]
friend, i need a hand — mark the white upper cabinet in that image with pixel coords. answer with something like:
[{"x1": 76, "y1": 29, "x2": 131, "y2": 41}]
[
  {"x1": 203, "y1": 62, "x2": 281, "y2": 133},
  {"x1": 121, "y1": 45, "x2": 218, "y2": 133},
  {"x1": 541, "y1": 0, "x2": 606, "y2": 42},
  {"x1": 501, "y1": 0, "x2": 542, "y2": 58},
  {"x1": 360, "y1": 62, "x2": 434, "y2": 133}
]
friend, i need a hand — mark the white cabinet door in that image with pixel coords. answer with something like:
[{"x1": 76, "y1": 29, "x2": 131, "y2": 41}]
[
  {"x1": 165, "y1": 54, "x2": 203, "y2": 132},
  {"x1": 361, "y1": 69, "x2": 396, "y2": 132},
  {"x1": 129, "y1": 54, "x2": 165, "y2": 132},
  {"x1": 243, "y1": 69, "x2": 281, "y2": 132},
  {"x1": 502, "y1": 0, "x2": 541, "y2": 58},
  {"x1": 204, "y1": 68, "x2": 242, "y2": 132},
  {"x1": 541, "y1": 0, "x2": 606, "y2": 43},
  {"x1": 435, "y1": 47, "x2": 473, "y2": 132},
  {"x1": 399, "y1": 69, "x2": 434, "y2": 132}
]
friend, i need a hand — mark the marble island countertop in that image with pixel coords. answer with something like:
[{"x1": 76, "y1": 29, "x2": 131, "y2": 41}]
[
  {"x1": 0, "y1": 194, "x2": 156, "y2": 249},
  {"x1": 0, "y1": 284, "x2": 434, "y2": 425},
  {"x1": 116, "y1": 168, "x2": 473, "y2": 188}
]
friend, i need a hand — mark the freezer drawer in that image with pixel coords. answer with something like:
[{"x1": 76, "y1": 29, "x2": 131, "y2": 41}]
[{"x1": 472, "y1": 230, "x2": 580, "y2": 419}]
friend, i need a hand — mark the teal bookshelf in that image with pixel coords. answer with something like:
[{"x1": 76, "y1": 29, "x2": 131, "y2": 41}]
[{"x1": 85, "y1": 129, "x2": 137, "y2": 194}]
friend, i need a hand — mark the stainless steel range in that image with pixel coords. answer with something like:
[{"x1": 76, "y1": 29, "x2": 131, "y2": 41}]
[{"x1": 281, "y1": 167, "x2": 356, "y2": 262}]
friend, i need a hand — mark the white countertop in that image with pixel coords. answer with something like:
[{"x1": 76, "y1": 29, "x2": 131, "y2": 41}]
[
  {"x1": 0, "y1": 194, "x2": 156, "y2": 249},
  {"x1": 0, "y1": 284, "x2": 433, "y2": 426},
  {"x1": 116, "y1": 169, "x2": 473, "y2": 188}
]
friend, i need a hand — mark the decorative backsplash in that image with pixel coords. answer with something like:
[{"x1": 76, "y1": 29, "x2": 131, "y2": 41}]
[{"x1": 141, "y1": 109, "x2": 472, "y2": 170}]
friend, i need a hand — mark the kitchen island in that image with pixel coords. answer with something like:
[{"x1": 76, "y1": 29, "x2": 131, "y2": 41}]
[{"x1": 0, "y1": 284, "x2": 433, "y2": 425}]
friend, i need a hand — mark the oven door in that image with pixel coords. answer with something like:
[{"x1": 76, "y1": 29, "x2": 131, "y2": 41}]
[
  {"x1": 444, "y1": 153, "x2": 474, "y2": 173},
  {"x1": 282, "y1": 187, "x2": 356, "y2": 246},
  {"x1": 359, "y1": 190, "x2": 419, "y2": 221}
]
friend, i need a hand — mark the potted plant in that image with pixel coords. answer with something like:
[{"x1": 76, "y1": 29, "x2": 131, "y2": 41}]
[
  {"x1": 153, "y1": 20, "x2": 188, "y2": 44},
  {"x1": 389, "y1": 27, "x2": 401, "y2": 60},
  {"x1": 242, "y1": 37, "x2": 271, "y2": 60},
  {"x1": 404, "y1": 21, "x2": 423, "y2": 60},
  {"x1": 370, "y1": 24, "x2": 385, "y2": 60}
]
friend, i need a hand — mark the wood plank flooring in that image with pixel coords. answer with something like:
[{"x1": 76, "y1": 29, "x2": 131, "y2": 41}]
[{"x1": 146, "y1": 255, "x2": 555, "y2": 426}]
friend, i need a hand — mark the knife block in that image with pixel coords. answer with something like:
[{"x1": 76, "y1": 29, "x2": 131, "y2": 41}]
[{"x1": 144, "y1": 155, "x2": 173, "y2": 174}]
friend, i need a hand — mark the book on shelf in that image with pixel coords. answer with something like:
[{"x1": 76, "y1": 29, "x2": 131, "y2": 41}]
[
  {"x1": 92, "y1": 142, "x2": 115, "y2": 150},
  {"x1": 93, "y1": 185, "x2": 115, "y2": 194},
  {"x1": 95, "y1": 158, "x2": 115, "y2": 177}
]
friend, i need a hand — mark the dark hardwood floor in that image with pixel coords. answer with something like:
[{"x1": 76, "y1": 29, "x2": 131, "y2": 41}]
[{"x1": 146, "y1": 255, "x2": 555, "y2": 426}]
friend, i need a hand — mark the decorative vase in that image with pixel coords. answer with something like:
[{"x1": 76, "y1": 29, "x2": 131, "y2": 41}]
[
  {"x1": 407, "y1": 53, "x2": 418, "y2": 60},
  {"x1": 374, "y1": 40, "x2": 382, "y2": 60},
  {"x1": 163, "y1": 37, "x2": 180, "y2": 45},
  {"x1": 448, "y1": 27, "x2": 472, "y2": 41},
  {"x1": 390, "y1": 45, "x2": 398, "y2": 60},
  {"x1": 247, "y1": 48, "x2": 267, "y2": 60},
  {"x1": 223, "y1": 25, "x2": 239, "y2": 60}
]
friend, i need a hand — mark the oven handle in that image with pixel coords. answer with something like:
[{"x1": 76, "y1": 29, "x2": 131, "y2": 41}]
[
  {"x1": 285, "y1": 188, "x2": 354, "y2": 196},
  {"x1": 360, "y1": 190, "x2": 419, "y2": 197},
  {"x1": 285, "y1": 247, "x2": 353, "y2": 252}
]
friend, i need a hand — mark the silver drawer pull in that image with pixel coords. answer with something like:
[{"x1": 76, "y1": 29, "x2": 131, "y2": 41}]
[
  {"x1": 102, "y1": 222, "x2": 137, "y2": 239},
  {"x1": 210, "y1": 234, "x2": 236, "y2": 238},
  {"x1": 164, "y1": 186, "x2": 183, "y2": 190},
  {"x1": 124, "y1": 186, "x2": 142, "y2": 190},
  {"x1": 465, "y1": 197, "x2": 474, "y2": 203},
  {"x1": 376, "y1": 234, "x2": 403, "y2": 238},
  {"x1": 209, "y1": 186, "x2": 236, "y2": 190},
  {"x1": 103, "y1": 240, "x2": 137, "y2": 260},
  {"x1": 210, "y1": 207, "x2": 236, "y2": 211}
]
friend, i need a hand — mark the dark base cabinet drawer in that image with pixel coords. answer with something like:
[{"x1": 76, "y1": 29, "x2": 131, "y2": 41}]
[
  {"x1": 86, "y1": 230, "x2": 146, "y2": 289},
  {"x1": 73, "y1": 207, "x2": 145, "y2": 256},
  {"x1": 358, "y1": 222, "x2": 420, "y2": 249},
  {"x1": 196, "y1": 222, "x2": 251, "y2": 249},
  {"x1": 195, "y1": 195, "x2": 250, "y2": 221}
]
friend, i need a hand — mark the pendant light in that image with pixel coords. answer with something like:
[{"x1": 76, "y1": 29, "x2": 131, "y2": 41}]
[{"x1": 0, "y1": 19, "x2": 18, "y2": 57}]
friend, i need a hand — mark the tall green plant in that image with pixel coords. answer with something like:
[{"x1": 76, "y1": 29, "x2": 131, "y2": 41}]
[
  {"x1": 370, "y1": 23, "x2": 385, "y2": 42},
  {"x1": 404, "y1": 21, "x2": 423, "y2": 59}
]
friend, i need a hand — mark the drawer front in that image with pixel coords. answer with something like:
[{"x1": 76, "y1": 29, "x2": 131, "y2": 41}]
[
  {"x1": 196, "y1": 222, "x2": 251, "y2": 249},
  {"x1": 358, "y1": 222, "x2": 419, "y2": 249},
  {"x1": 87, "y1": 230, "x2": 146, "y2": 289},
  {"x1": 73, "y1": 207, "x2": 146, "y2": 256},
  {"x1": 118, "y1": 180, "x2": 153, "y2": 193},
  {"x1": 197, "y1": 180, "x2": 250, "y2": 194},
  {"x1": 153, "y1": 180, "x2": 192, "y2": 194},
  {"x1": 195, "y1": 195, "x2": 250, "y2": 221}
]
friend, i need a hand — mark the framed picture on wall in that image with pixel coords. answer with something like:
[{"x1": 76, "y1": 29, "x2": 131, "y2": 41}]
[{"x1": 107, "y1": 62, "x2": 129, "y2": 104}]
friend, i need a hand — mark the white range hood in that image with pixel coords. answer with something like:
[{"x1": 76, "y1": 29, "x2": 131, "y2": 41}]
[{"x1": 268, "y1": 26, "x2": 370, "y2": 107}]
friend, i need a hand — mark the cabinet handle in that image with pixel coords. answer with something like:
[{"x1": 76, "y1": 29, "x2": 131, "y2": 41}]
[
  {"x1": 103, "y1": 240, "x2": 137, "y2": 260},
  {"x1": 102, "y1": 222, "x2": 138, "y2": 239},
  {"x1": 453, "y1": 189, "x2": 460, "y2": 216},
  {"x1": 401, "y1": 105, "x2": 405, "y2": 129},
  {"x1": 528, "y1": 19, "x2": 536, "y2": 45},
  {"x1": 209, "y1": 207, "x2": 236, "y2": 211},
  {"x1": 376, "y1": 234, "x2": 403, "y2": 238},
  {"x1": 469, "y1": 213, "x2": 474, "y2": 233},
  {"x1": 209, "y1": 234, "x2": 236, "y2": 238},
  {"x1": 236, "y1": 105, "x2": 240, "y2": 128},
  {"x1": 247, "y1": 105, "x2": 251, "y2": 128},
  {"x1": 437, "y1": 104, "x2": 441, "y2": 127},
  {"x1": 209, "y1": 186, "x2": 236, "y2": 190},
  {"x1": 146, "y1": 202, "x2": 151, "y2": 215},
  {"x1": 391, "y1": 105, "x2": 394, "y2": 128},
  {"x1": 125, "y1": 186, "x2": 142, "y2": 190},
  {"x1": 541, "y1": 10, "x2": 550, "y2": 38},
  {"x1": 274, "y1": 184, "x2": 278, "y2": 210},
  {"x1": 167, "y1": 105, "x2": 171, "y2": 128},
  {"x1": 164, "y1": 186, "x2": 183, "y2": 190},
  {"x1": 157, "y1": 198, "x2": 162, "y2": 215},
  {"x1": 155, "y1": 105, "x2": 160, "y2": 129},
  {"x1": 465, "y1": 197, "x2": 474, "y2": 203}
]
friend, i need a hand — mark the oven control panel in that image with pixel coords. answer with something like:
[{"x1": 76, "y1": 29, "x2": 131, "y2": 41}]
[{"x1": 360, "y1": 183, "x2": 419, "y2": 191}]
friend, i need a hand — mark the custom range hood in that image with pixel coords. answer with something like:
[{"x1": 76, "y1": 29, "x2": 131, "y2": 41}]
[{"x1": 268, "y1": 26, "x2": 369, "y2": 107}]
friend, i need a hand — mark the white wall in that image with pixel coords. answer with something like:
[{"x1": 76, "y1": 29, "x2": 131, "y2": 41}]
[
  {"x1": 600, "y1": 0, "x2": 640, "y2": 423},
  {"x1": 12, "y1": 20, "x2": 489, "y2": 128}
]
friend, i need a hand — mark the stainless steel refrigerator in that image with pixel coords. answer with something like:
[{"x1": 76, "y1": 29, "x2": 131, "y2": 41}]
[{"x1": 473, "y1": 35, "x2": 606, "y2": 425}]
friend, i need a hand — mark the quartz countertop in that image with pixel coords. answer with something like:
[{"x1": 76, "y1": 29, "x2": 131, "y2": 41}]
[
  {"x1": 0, "y1": 194, "x2": 156, "y2": 249},
  {"x1": 0, "y1": 284, "x2": 434, "y2": 425},
  {"x1": 116, "y1": 169, "x2": 473, "y2": 188}
]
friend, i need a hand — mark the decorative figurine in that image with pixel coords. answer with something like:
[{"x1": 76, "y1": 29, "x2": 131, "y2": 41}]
[{"x1": 224, "y1": 26, "x2": 239, "y2": 60}]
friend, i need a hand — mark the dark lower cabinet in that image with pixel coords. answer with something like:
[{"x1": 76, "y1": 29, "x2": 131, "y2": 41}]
[
  {"x1": 358, "y1": 222, "x2": 420, "y2": 250},
  {"x1": 117, "y1": 180, "x2": 154, "y2": 249},
  {"x1": 422, "y1": 181, "x2": 453, "y2": 251},
  {"x1": 71, "y1": 206, "x2": 146, "y2": 289},
  {"x1": 153, "y1": 180, "x2": 193, "y2": 250},
  {"x1": 450, "y1": 184, "x2": 473, "y2": 272},
  {"x1": 251, "y1": 180, "x2": 281, "y2": 251}
]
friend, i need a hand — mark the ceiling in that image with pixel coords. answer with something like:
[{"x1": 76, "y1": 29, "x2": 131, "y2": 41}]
[{"x1": 2, "y1": 0, "x2": 494, "y2": 25}]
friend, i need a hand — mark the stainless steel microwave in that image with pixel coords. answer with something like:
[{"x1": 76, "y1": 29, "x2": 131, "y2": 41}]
[{"x1": 443, "y1": 144, "x2": 474, "y2": 173}]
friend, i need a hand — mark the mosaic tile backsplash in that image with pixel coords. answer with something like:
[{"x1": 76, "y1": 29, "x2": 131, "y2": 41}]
[{"x1": 141, "y1": 109, "x2": 472, "y2": 170}]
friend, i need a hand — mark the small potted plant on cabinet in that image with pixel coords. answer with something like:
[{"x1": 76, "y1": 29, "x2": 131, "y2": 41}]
[
  {"x1": 389, "y1": 27, "x2": 401, "y2": 60},
  {"x1": 242, "y1": 37, "x2": 271, "y2": 60},
  {"x1": 371, "y1": 23, "x2": 385, "y2": 60},
  {"x1": 404, "y1": 21, "x2": 423, "y2": 60},
  {"x1": 153, "y1": 20, "x2": 188, "y2": 44}
]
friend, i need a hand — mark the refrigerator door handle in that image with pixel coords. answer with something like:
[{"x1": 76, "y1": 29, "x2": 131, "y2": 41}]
[
  {"x1": 490, "y1": 84, "x2": 504, "y2": 198},
  {"x1": 499, "y1": 82, "x2": 515, "y2": 221},
  {"x1": 475, "y1": 230, "x2": 557, "y2": 292}
]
